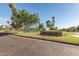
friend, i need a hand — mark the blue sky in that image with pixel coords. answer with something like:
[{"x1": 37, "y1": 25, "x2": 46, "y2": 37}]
[{"x1": 0, "y1": 3, "x2": 79, "y2": 29}]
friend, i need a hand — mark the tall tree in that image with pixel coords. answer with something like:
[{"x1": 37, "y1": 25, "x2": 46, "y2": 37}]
[
  {"x1": 9, "y1": 4, "x2": 40, "y2": 32},
  {"x1": 39, "y1": 23, "x2": 45, "y2": 30},
  {"x1": 23, "y1": 13, "x2": 40, "y2": 31},
  {"x1": 9, "y1": 3, "x2": 18, "y2": 29},
  {"x1": 9, "y1": 3, "x2": 17, "y2": 16},
  {"x1": 46, "y1": 16, "x2": 55, "y2": 30},
  {"x1": 51, "y1": 16, "x2": 55, "y2": 29},
  {"x1": 46, "y1": 20, "x2": 51, "y2": 29}
]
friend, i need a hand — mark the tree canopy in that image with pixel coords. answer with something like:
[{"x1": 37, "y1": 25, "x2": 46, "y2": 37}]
[
  {"x1": 8, "y1": 3, "x2": 40, "y2": 32},
  {"x1": 46, "y1": 16, "x2": 55, "y2": 30}
]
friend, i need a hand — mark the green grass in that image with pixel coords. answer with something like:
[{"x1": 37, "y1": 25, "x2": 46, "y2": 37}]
[{"x1": 16, "y1": 31, "x2": 79, "y2": 44}]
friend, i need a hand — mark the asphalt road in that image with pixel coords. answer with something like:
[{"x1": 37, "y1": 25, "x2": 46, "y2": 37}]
[{"x1": 0, "y1": 33, "x2": 79, "y2": 56}]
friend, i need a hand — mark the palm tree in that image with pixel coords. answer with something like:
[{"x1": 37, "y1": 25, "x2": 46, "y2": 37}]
[
  {"x1": 51, "y1": 16, "x2": 55, "y2": 29},
  {"x1": 52, "y1": 16, "x2": 55, "y2": 20}
]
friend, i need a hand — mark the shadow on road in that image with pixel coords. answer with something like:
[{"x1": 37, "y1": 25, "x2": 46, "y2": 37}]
[{"x1": 0, "y1": 32, "x2": 11, "y2": 36}]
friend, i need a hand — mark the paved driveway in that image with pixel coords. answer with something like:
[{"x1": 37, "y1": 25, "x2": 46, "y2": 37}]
[{"x1": 0, "y1": 33, "x2": 79, "y2": 56}]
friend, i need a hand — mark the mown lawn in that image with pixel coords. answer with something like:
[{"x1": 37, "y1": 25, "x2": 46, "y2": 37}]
[{"x1": 16, "y1": 31, "x2": 79, "y2": 44}]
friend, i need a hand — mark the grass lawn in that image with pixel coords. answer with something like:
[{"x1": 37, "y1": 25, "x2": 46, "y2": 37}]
[{"x1": 16, "y1": 31, "x2": 79, "y2": 44}]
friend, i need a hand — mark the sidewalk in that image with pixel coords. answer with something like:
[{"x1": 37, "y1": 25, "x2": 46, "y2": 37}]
[{"x1": 72, "y1": 32, "x2": 79, "y2": 38}]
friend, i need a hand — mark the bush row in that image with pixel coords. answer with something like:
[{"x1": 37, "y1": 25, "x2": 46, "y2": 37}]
[{"x1": 40, "y1": 30, "x2": 62, "y2": 36}]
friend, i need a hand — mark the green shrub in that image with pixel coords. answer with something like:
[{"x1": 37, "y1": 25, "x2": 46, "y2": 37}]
[{"x1": 40, "y1": 30, "x2": 62, "y2": 36}]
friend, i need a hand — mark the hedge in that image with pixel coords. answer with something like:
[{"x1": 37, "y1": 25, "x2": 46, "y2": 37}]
[{"x1": 40, "y1": 30, "x2": 62, "y2": 36}]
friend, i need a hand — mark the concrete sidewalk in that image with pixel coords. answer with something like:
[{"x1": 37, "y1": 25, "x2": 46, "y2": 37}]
[{"x1": 72, "y1": 32, "x2": 79, "y2": 38}]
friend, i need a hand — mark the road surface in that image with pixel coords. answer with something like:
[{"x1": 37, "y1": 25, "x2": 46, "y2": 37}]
[{"x1": 0, "y1": 33, "x2": 79, "y2": 56}]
